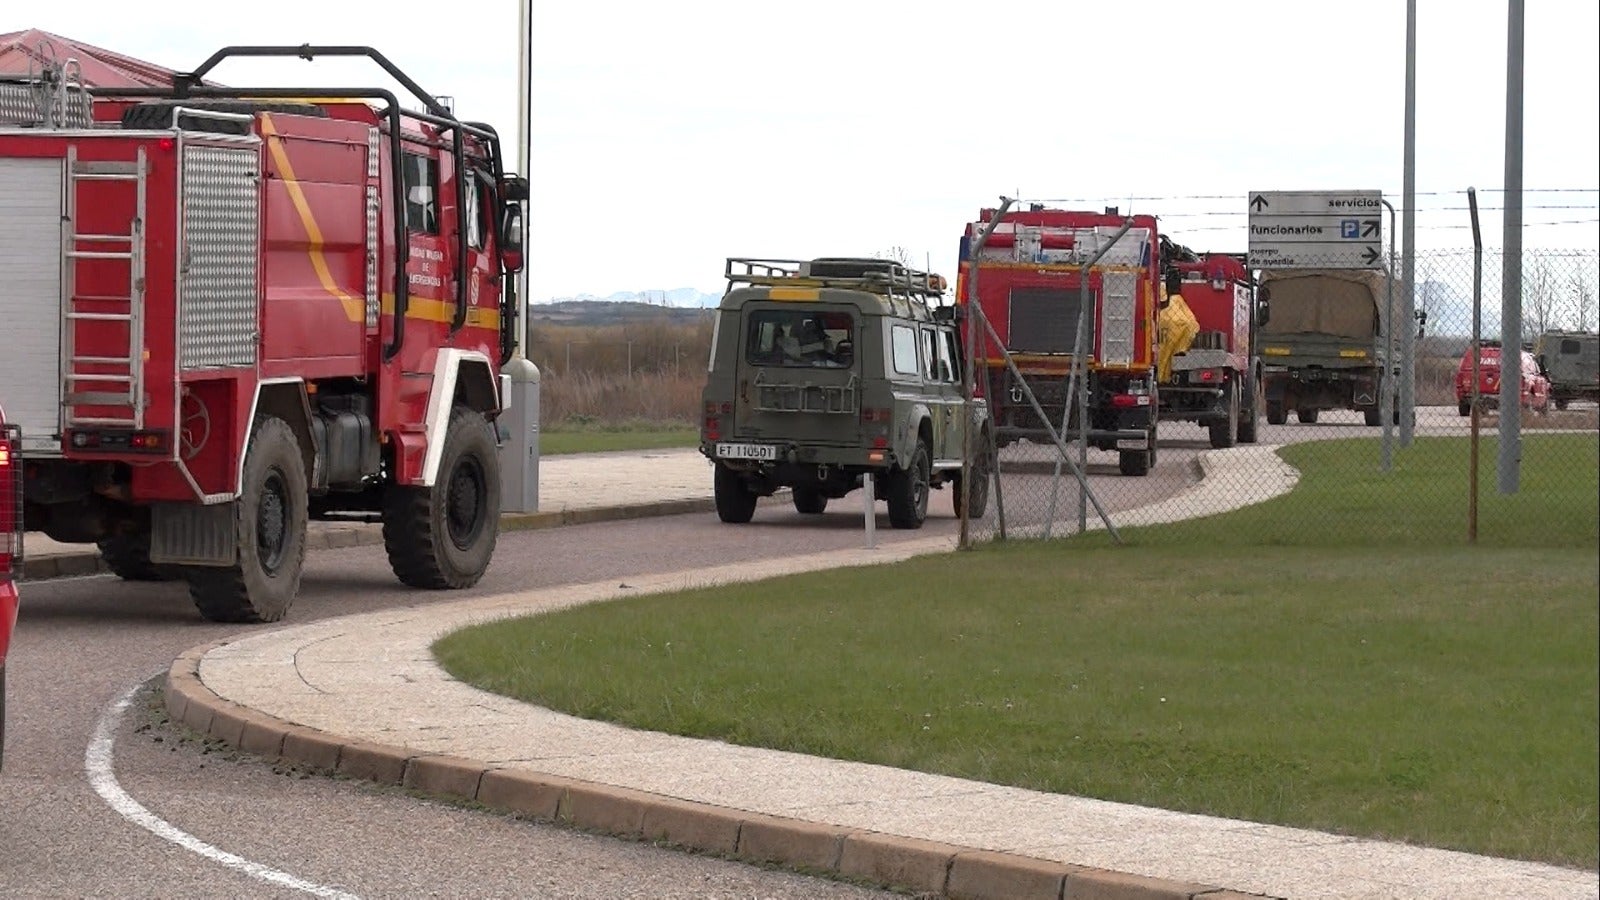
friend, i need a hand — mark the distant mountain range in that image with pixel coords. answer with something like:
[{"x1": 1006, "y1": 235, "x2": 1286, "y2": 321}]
[{"x1": 538, "y1": 287, "x2": 722, "y2": 308}]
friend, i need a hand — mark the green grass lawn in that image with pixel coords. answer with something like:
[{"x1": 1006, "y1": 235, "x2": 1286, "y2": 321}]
[
  {"x1": 538, "y1": 419, "x2": 697, "y2": 455},
  {"x1": 437, "y1": 434, "x2": 1599, "y2": 868}
]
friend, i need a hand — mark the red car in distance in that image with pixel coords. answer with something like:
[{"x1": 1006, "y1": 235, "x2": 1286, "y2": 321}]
[{"x1": 1455, "y1": 341, "x2": 1551, "y2": 416}]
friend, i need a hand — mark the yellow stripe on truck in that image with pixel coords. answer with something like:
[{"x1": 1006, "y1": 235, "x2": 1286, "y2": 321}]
[{"x1": 259, "y1": 114, "x2": 368, "y2": 325}]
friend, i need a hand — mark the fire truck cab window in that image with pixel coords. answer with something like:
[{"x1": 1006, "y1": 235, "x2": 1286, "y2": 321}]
[
  {"x1": 404, "y1": 152, "x2": 439, "y2": 235},
  {"x1": 464, "y1": 170, "x2": 489, "y2": 251}
]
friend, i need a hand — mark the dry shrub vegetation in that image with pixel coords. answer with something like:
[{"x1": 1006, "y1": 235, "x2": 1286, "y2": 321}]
[{"x1": 530, "y1": 319, "x2": 713, "y2": 428}]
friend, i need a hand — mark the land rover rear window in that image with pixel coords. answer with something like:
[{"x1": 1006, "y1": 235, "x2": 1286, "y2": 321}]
[{"x1": 745, "y1": 309, "x2": 854, "y2": 368}]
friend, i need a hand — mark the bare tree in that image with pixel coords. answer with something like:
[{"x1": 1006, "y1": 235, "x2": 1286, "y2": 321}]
[
  {"x1": 1522, "y1": 257, "x2": 1558, "y2": 336},
  {"x1": 875, "y1": 245, "x2": 913, "y2": 266},
  {"x1": 1572, "y1": 268, "x2": 1596, "y2": 332}
]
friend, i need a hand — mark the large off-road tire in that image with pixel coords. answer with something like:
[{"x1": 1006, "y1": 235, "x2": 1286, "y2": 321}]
[
  {"x1": 1265, "y1": 400, "x2": 1287, "y2": 426},
  {"x1": 1296, "y1": 408, "x2": 1320, "y2": 424},
  {"x1": 1237, "y1": 377, "x2": 1261, "y2": 444},
  {"x1": 1208, "y1": 381, "x2": 1240, "y2": 449},
  {"x1": 886, "y1": 440, "x2": 931, "y2": 529},
  {"x1": 1458, "y1": 400, "x2": 1472, "y2": 417},
  {"x1": 120, "y1": 100, "x2": 328, "y2": 135},
  {"x1": 383, "y1": 407, "x2": 501, "y2": 590},
  {"x1": 1362, "y1": 405, "x2": 1383, "y2": 426},
  {"x1": 1556, "y1": 398, "x2": 1569, "y2": 411},
  {"x1": 187, "y1": 417, "x2": 307, "y2": 623},
  {"x1": 97, "y1": 531, "x2": 177, "y2": 582},
  {"x1": 713, "y1": 464, "x2": 758, "y2": 524},
  {"x1": 792, "y1": 487, "x2": 828, "y2": 515}
]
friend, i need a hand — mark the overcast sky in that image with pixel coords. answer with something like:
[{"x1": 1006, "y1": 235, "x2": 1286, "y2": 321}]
[{"x1": 16, "y1": 0, "x2": 1600, "y2": 300}]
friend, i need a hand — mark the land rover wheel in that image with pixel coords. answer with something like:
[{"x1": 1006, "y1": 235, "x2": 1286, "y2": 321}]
[
  {"x1": 1296, "y1": 408, "x2": 1319, "y2": 424},
  {"x1": 1362, "y1": 405, "x2": 1383, "y2": 426},
  {"x1": 1208, "y1": 381, "x2": 1240, "y2": 449},
  {"x1": 1458, "y1": 400, "x2": 1472, "y2": 417},
  {"x1": 714, "y1": 465, "x2": 758, "y2": 523},
  {"x1": 792, "y1": 487, "x2": 828, "y2": 515},
  {"x1": 383, "y1": 406, "x2": 501, "y2": 589},
  {"x1": 886, "y1": 440, "x2": 931, "y2": 529},
  {"x1": 187, "y1": 416, "x2": 307, "y2": 623}
]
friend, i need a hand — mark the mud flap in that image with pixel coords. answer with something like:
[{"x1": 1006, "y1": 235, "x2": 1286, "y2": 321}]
[{"x1": 148, "y1": 501, "x2": 239, "y2": 566}]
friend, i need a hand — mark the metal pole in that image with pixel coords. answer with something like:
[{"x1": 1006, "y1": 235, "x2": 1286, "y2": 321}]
[
  {"x1": 862, "y1": 469, "x2": 876, "y2": 549},
  {"x1": 1468, "y1": 188, "x2": 1483, "y2": 542},
  {"x1": 960, "y1": 198, "x2": 1014, "y2": 547},
  {"x1": 1381, "y1": 199, "x2": 1397, "y2": 470},
  {"x1": 960, "y1": 197, "x2": 1011, "y2": 538},
  {"x1": 1400, "y1": 0, "x2": 1418, "y2": 446},
  {"x1": 518, "y1": 0, "x2": 533, "y2": 353},
  {"x1": 1498, "y1": 0, "x2": 1525, "y2": 494}
]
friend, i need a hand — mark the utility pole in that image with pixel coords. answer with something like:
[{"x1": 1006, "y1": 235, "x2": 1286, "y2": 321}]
[
  {"x1": 1499, "y1": 0, "x2": 1525, "y2": 493},
  {"x1": 1399, "y1": 0, "x2": 1418, "y2": 446},
  {"x1": 499, "y1": 0, "x2": 541, "y2": 512}
]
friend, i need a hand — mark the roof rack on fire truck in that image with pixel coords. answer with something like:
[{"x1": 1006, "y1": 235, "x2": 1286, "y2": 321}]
[
  {"x1": 85, "y1": 44, "x2": 529, "y2": 365},
  {"x1": 725, "y1": 257, "x2": 949, "y2": 306}
]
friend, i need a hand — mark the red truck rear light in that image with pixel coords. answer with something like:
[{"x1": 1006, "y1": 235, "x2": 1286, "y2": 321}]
[
  {"x1": 1110, "y1": 393, "x2": 1151, "y2": 408},
  {"x1": 0, "y1": 424, "x2": 20, "y2": 581},
  {"x1": 67, "y1": 429, "x2": 170, "y2": 453}
]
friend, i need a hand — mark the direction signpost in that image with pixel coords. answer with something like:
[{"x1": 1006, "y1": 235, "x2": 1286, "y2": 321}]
[{"x1": 1247, "y1": 190, "x2": 1384, "y2": 269}]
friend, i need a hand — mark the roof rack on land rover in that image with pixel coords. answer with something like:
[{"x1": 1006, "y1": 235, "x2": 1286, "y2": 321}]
[{"x1": 724, "y1": 257, "x2": 948, "y2": 301}]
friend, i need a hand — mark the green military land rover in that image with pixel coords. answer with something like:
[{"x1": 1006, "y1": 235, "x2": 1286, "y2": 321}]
[{"x1": 700, "y1": 258, "x2": 992, "y2": 529}]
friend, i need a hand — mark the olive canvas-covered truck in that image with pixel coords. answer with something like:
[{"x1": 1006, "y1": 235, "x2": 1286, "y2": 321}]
[
  {"x1": 699, "y1": 257, "x2": 991, "y2": 529},
  {"x1": 1535, "y1": 330, "x2": 1599, "y2": 410},
  {"x1": 1256, "y1": 268, "x2": 1391, "y2": 425}
]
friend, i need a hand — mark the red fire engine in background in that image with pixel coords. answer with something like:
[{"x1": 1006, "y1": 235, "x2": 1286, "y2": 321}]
[
  {"x1": 0, "y1": 46, "x2": 527, "y2": 623},
  {"x1": 956, "y1": 205, "x2": 1261, "y2": 476}
]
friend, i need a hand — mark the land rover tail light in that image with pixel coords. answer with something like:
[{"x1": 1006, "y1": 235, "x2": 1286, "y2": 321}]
[{"x1": 0, "y1": 424, "x2": 20, "y2": 581}]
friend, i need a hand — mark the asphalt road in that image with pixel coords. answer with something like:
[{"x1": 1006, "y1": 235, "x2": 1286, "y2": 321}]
[{"x1": 0, "y1": 407, "x2": 1568, "y2": 897}]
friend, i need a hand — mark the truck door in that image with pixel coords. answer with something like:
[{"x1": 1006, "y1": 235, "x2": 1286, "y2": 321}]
[{"x1": 401, "y1": 147, "x2": 448, "y2": 356}]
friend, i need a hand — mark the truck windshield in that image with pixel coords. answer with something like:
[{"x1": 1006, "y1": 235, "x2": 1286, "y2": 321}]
[{"x1": 746, "y1": 309, "x2": 854, "y2": 369}]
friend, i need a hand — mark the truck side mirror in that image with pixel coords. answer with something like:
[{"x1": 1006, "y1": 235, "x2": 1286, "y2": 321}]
[
  {"x1": 499, "y1": 174, "x2": 529, "y2": 203},
  {"x1": 1255, "y1": 287, "x2": 1271, "y2": 328},
  {"x1": 500, "y1": 203, "x2": 525, "y2": 273}
]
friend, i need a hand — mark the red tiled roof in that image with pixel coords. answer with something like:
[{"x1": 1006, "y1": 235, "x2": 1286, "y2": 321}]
[{"x1": 0, "y1": 29, "x2": 206, "y2": 88}]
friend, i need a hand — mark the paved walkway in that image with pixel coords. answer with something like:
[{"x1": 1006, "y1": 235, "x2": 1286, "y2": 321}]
[{"x1": 145, "y1": 447, "x2": 1596, "y2": 899}]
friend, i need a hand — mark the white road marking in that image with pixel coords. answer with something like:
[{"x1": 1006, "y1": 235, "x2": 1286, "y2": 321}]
[{"x1": 87, "y1": 678, "x2": 362, "y2": 900}]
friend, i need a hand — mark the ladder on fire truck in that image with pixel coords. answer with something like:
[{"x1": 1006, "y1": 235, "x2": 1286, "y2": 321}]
[{"x1": 59, "y1": 146, "x2": 148, "y2": 430}]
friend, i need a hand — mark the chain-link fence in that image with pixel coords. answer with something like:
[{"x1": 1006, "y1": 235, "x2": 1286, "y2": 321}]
[{"x1": 956, "y1": 247, "x2": 1599, "y2": 547}]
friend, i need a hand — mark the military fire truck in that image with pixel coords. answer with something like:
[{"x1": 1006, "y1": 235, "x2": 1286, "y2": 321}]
[
  {"x1": 0, "y1": 46, "x2": 527, "y2": 623},
  {"x1": 1158, "y1": 241, "x2": 1261, "y2": 447},
  {"x1": 956, "y1": 207, "x2": 1261, "y2": 475}
]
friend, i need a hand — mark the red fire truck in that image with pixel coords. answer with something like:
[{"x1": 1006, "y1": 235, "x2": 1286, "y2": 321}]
[
  {"x1": 0, "y1": 46, "x2": 526, "y2": 623},
  {"x1": 956, "y1": 207, "x2": 1262, "y2": 474},
  {"x1": 1157, "y1": 242, "x2": 1261, "y2": 448},
  {"x1": 957, "y1": 206, "x2": 1163, "y2": 475}
]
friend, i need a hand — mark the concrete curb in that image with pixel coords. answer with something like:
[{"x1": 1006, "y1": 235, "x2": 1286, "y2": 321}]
[{"x1": 161, "y1": 648, "x2": 1281, "y2": 900}]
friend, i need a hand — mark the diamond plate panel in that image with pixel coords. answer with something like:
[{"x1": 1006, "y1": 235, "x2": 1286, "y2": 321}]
[
  {"x1": 0, "y1": 79, "x2": 92, "y2": 127},
  {"x1": 1099, "y1": 270, "x2": 1137, "y2": 368},
  {"x1": 179, "y1": 146, "x2": 259, "y2": 370},
  {"x1": 367, "y1": 127, "x2": 380, "y2": 178}
]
